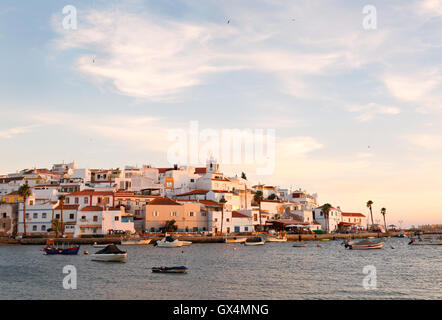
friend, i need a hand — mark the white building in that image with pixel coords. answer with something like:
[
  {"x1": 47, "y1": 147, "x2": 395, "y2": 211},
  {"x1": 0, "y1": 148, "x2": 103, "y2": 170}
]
[
  {"x1": 313, "y1": 205, "x2": 342, "y2": 232},
  {"x1": 17, "y1": 197, "x2": 57, "y2": 235}
]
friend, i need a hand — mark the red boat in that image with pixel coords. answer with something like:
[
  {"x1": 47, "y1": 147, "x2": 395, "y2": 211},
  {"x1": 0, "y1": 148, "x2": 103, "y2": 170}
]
[{"x1": 42, "y1": 239, "x2": 80, "y2": 255}]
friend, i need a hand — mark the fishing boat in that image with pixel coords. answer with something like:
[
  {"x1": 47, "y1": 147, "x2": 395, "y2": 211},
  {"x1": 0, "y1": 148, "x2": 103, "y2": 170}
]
[
  {"x1": 346, "y1": 239, "x2": 384, "y2": 250},
  {"x1": 152, "y1": 266, "x2": 188, "y2": 273},
  {"x1": 91, "y1": 244, "x2": 127, "y2": 262},
  {"x1": 155, "y1": 236, "x2": 183, "y2": 248},
  {"x1": 224, "y1": 237, "x2": 247, "y2": 243},
  {"x1": 42, "y1": 239, "x2": 80, "y2": 255},
  {"x1": 121, "y1": 239, "x2": 152, "y2": 245}
]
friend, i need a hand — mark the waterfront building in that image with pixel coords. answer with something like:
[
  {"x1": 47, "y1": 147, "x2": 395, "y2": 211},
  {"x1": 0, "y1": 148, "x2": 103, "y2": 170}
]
[
  {"x1": 53, "y1": 204, "x2": 80, "y2": 237},
  {"x1": 1, "y1": 191, "x2": 24, "y2": 203},
  {"x1": 143, "y1": 197, "x2": 205, "y2": 233},
  {"x1": 0, "y1": 203, "x2": 18, "y2": 236},
  {"x1": 339, "y1": 212, "x2": 367, "y2": 231},
  {"x1": 17, "y1": 196, "x2": 57, "y2": 235},
  {"x1": 313, "y1": 205, "x2": 342, "y2": 232},
  {"x1": 64, "y1": 190, "x2": 116, "y2": 209}
]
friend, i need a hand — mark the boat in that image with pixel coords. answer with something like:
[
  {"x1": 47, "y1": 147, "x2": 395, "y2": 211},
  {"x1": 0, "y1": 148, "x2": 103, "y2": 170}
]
[
  {"x1": 244, "y1": 237, "x2": 265, "y2": 246},
  {"x1": 43, "y1": 239, "x2": 80, "y2": 255},
  {"x1": 319, "y1": 238, "x2": 331, "y2": 241},
  {"x1": 179, "y1": 240, "x2": 192, "y2": 246},
  {"x1": 265, "y1": 236, "x2": 287, "y2": 242},
  {"x1": 408, "y1": 237, "x2": 442, "y2": 246},
  {"x1": 152, "y1": 266, "x2": 188, "y2": 273},
  {"x1": 224, "y1": 237, "x2": 247, "y2": 243},
  {"x1": 155, "y1": 236, "x2": 183, "y2": 248},
  {"x1": 91, "y1": 244, "x2": 127, "y2": 262},
  {"x1": 292, "y1": 243, "x2": 307, "y2": 247},
  {"x1": 395, "y1": 233, "x2": 406, "y2": 238},
  {"x1": 346, "y1": 239, "x2": 384, "y2": 250},
  {"x1": 121, "y1": 239, "x2": 152, "y2": 245}
]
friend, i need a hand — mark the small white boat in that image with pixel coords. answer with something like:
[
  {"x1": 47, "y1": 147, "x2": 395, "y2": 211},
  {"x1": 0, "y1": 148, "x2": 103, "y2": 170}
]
[
  {"x1": 292, "y1": 243, "x2": 307, "y2": 247},
  {"x1": 346, "y1": 239, "x2": 384, "y2": 250},
  {"x1": 156, "y1": 236, "x2": 183, "y2": 248},
  {"x1": 409, "y1": 237, "x2": 442, "y2": 245},
  {"x1": 121, "y1": 239, "x2": 152, "y2": 245},
  {"x1": 244, "y1": 240, "x2": 265, "y2": 246},
  {"x1": 224, "y1": 237, "x2": 247, "y2": 243},
  {"x1": 91, "y1": 244, "x2": 127, "y2": 262}
]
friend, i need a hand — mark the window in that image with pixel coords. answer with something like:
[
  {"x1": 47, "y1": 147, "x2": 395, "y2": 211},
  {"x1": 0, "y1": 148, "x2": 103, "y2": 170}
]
[
  {"x1": 245, "y1": 227, "x2": 248, "y2": 231},
  {"x1": 189, "y1": 212, "x2": 195, "y2": 217},
  {"x1": 152, "y1": 211, "x2": 159, "y2": 217},
  {"x1": 29, "y1": 200, "x2": 34, "y2": 205},
  {"x1": 32, "y1": 225, "x2": 37, "y2": 231},
  {"x1": 93, "y1": 216, "x2": 98, "y2": 222},
  {"x1": 97, "y1": 197, "x2": 102, "y2": 204},
  {"x1": 170, "y1": 212, "x2": 177, "y2": 217},
  {"x1": 41, "y1": 225, "x2": 46, "y2": 231},
  {"x1": 226, "y1": 218, "x2": 230, "y2": 222},
  {"x1": 56, "y1": 214, "x2": 60, "y2": 219},
  {"x1": 214, "y1": 218, "x2": 218, "y2": 222},
  {"x1": 66, "y1": 198, "x2": 70, "y2": 204},
  {"x1": 69, "y1": 214, "x2": 74, "y2": 220},
  {"x1": 81, "y1": 215, "x2": 86, "y2": 221},
  {"x1": 75, "y1": 197, "x2": 79, "y2": 204},
  {"x1": 42, "y1": 213, "x2": 47, "y2": 219},
  {"x1": 150, "y1": 227, "x2": 155, "y2": 232},
  {"x1": 84, "y1": 197, "x2": 88, "y2": 204},
  {"x1": 115, "y1": 216, "x2": 119, "y2": 221},
  {"x1": 26, "y1": 213, "x2": 29, "y2": 218},
  {"x1": 2, "y1": 213, "x2": 6, "y2": 218},
  {"x1": 201, "y1": 212, "x2": 207, "y2": 217},
  {"x1": 253, "y1": 214, "x2": 257, "y2": 221},
  {"x1": 190, "y1": 179, "x2": 195, "y2": 182},
  {"x1": 106, "y1": 197, "x2": 110, "y2": 204}
]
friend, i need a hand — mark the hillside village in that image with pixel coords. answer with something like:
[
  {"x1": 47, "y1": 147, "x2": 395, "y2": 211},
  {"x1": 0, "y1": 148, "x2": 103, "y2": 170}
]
[{"x1": 0, "y1": 158, "x2": 367, "y2": 237}]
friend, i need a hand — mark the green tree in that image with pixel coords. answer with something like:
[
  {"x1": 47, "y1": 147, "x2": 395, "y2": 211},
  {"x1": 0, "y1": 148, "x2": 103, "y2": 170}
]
[
  {"x1": 267, "y1": 193, "x2": 277, "y2": 200},
  {"x1": 18, "y1": 183, "x2": 32, "y2": 237},
  {"x1": 164, "y1": 220, "x2": 178, "y2": 232},
  {"x1": 254, "y1": 191, "x2": 264, "y2": 231},
  {"x1": 366, "y1": 200, "x2": 374, "y2": 230},
  {"x1": 58, "y1": 195, "x2": 66, "y2": 237},
  {"x1": 321, "y1": 203, "x2": 332, "y2": 233},
  {"x1": 219, "y1": 196, "x2": 227, "y2": 234}
]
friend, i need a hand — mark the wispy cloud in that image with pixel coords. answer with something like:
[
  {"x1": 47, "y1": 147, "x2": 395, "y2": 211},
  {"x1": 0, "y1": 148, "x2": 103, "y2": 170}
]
[
  {"x1": 0, "y1": 125, "x2": 38, "y2": 139},
  {"x1": 347, "y1": 103, "x2": 401, "y2": 122},
  {"x1": 407, "y1": 134, "x2": 442, "y2": 150}
]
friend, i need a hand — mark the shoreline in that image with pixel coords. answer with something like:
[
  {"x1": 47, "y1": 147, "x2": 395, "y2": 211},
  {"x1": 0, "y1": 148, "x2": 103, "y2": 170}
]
[{"x1": 1, "y1": 230, "x2": 439, "y2": 245}]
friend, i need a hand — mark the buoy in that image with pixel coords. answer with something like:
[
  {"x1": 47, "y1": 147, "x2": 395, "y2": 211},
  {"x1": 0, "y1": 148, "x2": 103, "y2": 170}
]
[
  {"x1": 84, "y1": 250, "x2": 88, "y2": 255},
  {"x1": 233, "y1": 247, "x2": 236, "y2": 251},
  {"x1": 317, "y1": 244, "x2": 321, "y2": 247}
]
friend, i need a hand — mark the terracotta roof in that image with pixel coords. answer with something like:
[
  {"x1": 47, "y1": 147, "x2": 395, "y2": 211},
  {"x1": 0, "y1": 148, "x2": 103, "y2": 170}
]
[
  {"x1": 67, "y1": 190, "x2": 114, "y2": 196},
  {"x1": 0, "y1": 177, "x2": 23, "y2": 183},
  {"x1": 54, "y1": 204, "x2": 80, "y2": 210},
  {"x1": 80, "y1": 206, "x2": 104, "y2": 212},
  {"x1": 34, "y1": 184, "x2": 60, "y2": 188},
  {"x1": 4, "y1": 191, "x2": 19, "y2": 196},
  {"x1": 341, "y1": 212, "x2": 365, "y2": 217},
  {"x1": 316, "y1": 204, "x2": 339, "y2": 210},
  {"x1": 232, "y1": 211, "x2": 250, "y2": 218},
  {"x1": 194, "y1": 167, "x2": 207, "y2": 174},
  {"x1": 158, "y1": 168, "x2": 174, "y2": 174},
  {"x1": 175, "y1": 189, "x2": 210, "y2": 196},
  {"x1": 211, "y1": 178, "x2": 230, "y2": 182},
  {"x1": 147, "y1": 197, "x2": 181, "y2": 206},
  {"x1": 199, "y1": 200, "x2": 222, "y2": 207}
]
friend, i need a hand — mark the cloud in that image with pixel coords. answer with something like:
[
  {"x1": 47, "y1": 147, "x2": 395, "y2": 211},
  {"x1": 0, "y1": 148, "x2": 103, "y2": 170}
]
[
  {"x1": 277, "y1": 136, "x2": 323, "y2": 156},
  {"x1": 347, "y1": 103, "x2": 401, "y2": 122},
  {"x1": 0, "y1": 125, "x2": 38, "y2": 139},
  {"x1": 407, "y1": 134, "x2": 442, "y2": 150}
]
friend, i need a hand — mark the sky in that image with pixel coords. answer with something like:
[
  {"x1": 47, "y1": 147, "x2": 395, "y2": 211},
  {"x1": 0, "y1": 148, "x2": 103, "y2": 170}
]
[{"x1": 0, "y1": 0, "x2": 441, "y2": 227}]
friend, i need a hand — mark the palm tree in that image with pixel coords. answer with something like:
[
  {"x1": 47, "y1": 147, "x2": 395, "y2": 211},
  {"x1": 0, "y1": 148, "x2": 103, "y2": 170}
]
[
  {"x1": 366, "y1": 200, "x2": 374, "y2": 230},
  {"x1": 321, "y1": 203, "x2": 332, "y2": 233},
  {"x1": 58, "y1": 195, "x2": 66, "y2": 237},
  {"x1": 254, "y1": 191, "x2": 264, "y2": 231},
  {"x1": 52, "y1": 218, "x2": 60, "y2": 238},
  {"x1": 381, "y1": 207, "x2": 387, "y2": 233},
  {"x1": 18, "y1": 183, "x2": 32, "y2": 237},
  {"x1": 219, "y1": 196, "x2": 227, "y2": 235}
]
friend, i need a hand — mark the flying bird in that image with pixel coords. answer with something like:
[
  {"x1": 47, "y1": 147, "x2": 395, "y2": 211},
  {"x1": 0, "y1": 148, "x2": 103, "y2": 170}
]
[{"x1": 227, "y1": 19, "x2": 230, "y2": 24}]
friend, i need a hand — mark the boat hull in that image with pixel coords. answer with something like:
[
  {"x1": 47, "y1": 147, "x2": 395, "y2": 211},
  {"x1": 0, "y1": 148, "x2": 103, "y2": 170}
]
[
  {"x1": 44, "y1": 246, "x2": 80, "y2": 255},
  {"x1": 179, "y1": 241, "x2": 192, "y2": 246},
  {"x1": 152, "y1": 266, "x2": 188, "y2": 273},
  {"x1": 121, "y1": 239, "x2": 152, "y2": 245},
  {"x1": 91, "y1": 253, "x2": 127, "y2": 262},
  {"x1": 350, "y1": 241, "x2": 384, "y2": 250},
  {"x1": 224, "y1": 238, "x2": 247, "y2": 243},
  {"x1": 266, "y1": 237, "x2": 287, "y2": 242},
  {"x1": 244, "y1": 241, "x2": 265, "y2": 246}
]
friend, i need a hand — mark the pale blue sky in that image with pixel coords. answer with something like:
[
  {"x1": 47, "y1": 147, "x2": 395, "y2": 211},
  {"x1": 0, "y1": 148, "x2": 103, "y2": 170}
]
[{"x1": 1, "y1": 0, "x2": 441, "y2": 225}]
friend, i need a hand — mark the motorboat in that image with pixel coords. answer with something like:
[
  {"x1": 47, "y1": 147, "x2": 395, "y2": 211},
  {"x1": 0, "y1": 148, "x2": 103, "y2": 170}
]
[
  {"x1": 224, "y1": 237, "x2": 247, "y2": 243},
  {"x1": 91, "y1": 244, "x2": 127, "y2": 262},
  {"x1": 121, "y1": 239, "x2": 152, "y2": 245},
  {"x1": 155, "y1": 236, "x2": 183, "y2": 248},
  {"x1": 179, "y1": 240, "x2": 192, "y2": 246},
  {"x1": 244, "y1": 237, "x2": 265, "y2": 246},
  {"x1": 152, "y1": 266, "x2": 188, "y2": 273},
  {"x1": 345, "y1": 239, "x2": 384, "y2": 250},
  {"x1": 292, "y1": 243, "x2": 307, "y2": 247},
  {"x1": 43, "y1": 240, "x2": 80, "y2": 255}
]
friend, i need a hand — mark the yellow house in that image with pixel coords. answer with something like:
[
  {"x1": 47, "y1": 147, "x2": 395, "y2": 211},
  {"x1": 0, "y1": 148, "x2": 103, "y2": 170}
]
[{"x1": 2, "y1": 191, "x2": 24, "y2": 203}]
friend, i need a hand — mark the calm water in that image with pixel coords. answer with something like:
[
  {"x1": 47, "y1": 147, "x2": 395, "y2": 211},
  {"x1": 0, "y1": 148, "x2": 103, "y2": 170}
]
[{"x1": 0, "y1": 238, "x2": 440, "y2": 299}]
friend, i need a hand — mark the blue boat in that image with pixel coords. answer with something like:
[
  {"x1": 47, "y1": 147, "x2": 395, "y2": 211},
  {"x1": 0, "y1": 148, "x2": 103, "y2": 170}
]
[
  {"x1": 152, "y1": 266, "x2": 188, "y2": 273},
  {"x1": 43, "y1": 239, "x2": 80, "y2": 255}
]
